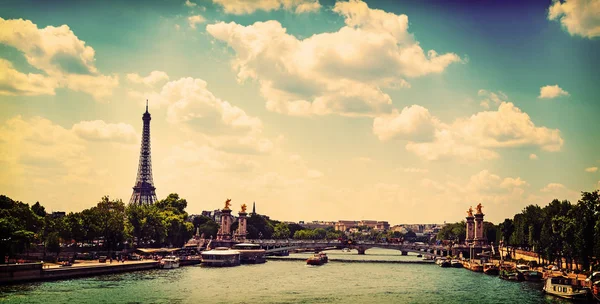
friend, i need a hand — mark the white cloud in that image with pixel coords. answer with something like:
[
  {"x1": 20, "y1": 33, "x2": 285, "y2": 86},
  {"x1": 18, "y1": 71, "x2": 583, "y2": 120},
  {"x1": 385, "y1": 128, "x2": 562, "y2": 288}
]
[
  {"x1": 548, "y1": 0, "x2": 600, "y2": 39},
  {"x1": 164, "y1": 141, "x2": 259, "y2": 172},
  {"x1": 541, "y1": 182, "x2": 566, "y2": 192},
  {"x1": 500, "y1": 177, "x2": 529, "y2": 188},
  {"x1": 399, "y1": 167, "x2": 428, "y2": 173},
  {"x1": 295, "y1": 1, "x2": 321, "y2": 13},
  {"x1": 373, "y1": 105, "x2": 438, "y2": 141},
  {"x1": 185, "y1": 0, "x2": 197, "y2": 7},
  {"x1": 529, "y1": 153, "x2": 538, "y2": 160},
  {"x1": 72, "y1": 120, "x2": 138, "y2": 144},
  {"x1": 127, "y1": 71, "x2": 169, "y2": 86},
  {"x1": 206, "y1": 0, "x2": 461, "y2": 116},
  {"x1": 187, "y1": 15, "x2": 206, "y2": 29},
  {"x1": 539, "y1": 84, "x2": 569, "y2": 99},
  {"x1": 478, "y1": 89, "x2": 508, "y2": 109},
  {"x1": 353, "y1": 157, "x2": 373, "y2": 163},
  {"x1": 380, "y1": 92, "x2": 563, "y2": 161},
  {"x1": 585, "y1": 167, "x2": 598, "y2": 172},
  {"x1": 211, "y1": 0, "x2": 320, "y2": 15},
  {"x1": 0, "y1": 18, "x2": 118, "y2": 100},
  {"x1": 0, "y1": 59, "x2": 57, "y2": 96},
  {"x1": 132, "y1": 77, "x2": 273, "y2": 154}
]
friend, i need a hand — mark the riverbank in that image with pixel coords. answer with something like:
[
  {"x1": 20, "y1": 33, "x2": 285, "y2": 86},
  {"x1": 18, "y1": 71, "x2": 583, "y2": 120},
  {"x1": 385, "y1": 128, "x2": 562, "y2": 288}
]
[{"x1": 1, "y1": 260, "x2": 160, "y2": 285}]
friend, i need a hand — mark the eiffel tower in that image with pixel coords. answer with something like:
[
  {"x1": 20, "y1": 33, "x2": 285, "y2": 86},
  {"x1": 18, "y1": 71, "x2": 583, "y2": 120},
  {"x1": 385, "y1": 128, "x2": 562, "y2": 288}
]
[{"x1": 129, "y1": 100, "x2": 158, "y2": 205}]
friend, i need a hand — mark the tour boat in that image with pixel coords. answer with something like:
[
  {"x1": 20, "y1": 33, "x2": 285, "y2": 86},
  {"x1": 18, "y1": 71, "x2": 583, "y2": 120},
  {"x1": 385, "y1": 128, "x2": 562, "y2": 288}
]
[
  {"x1": 306, "y1": 253, "x2": 328, "y2": 266},
  {"x1": 483, "y1": 263, "x2": 499, "y2": 275},
  {"x1": 160, "y1": 255, "x2": 180, "y2": 269},
  {"x1": 451, "y1": 259, "x2": 463, "y2": 268},
  {"x1": 318, "y1": 252, "x2": 328, "y2": 263},
  {"x1": 201, "y1": 248, "x2": 241, "y2": 267},
  {"x1": 231, "y1": 243, "x2": 266, "y2": 264},
  {"x1": 515, "y1": 264, "x2": 543, "y2": 282},
  {"x1": 543, "y1": 276, "x2": 590, "y2": 300}
]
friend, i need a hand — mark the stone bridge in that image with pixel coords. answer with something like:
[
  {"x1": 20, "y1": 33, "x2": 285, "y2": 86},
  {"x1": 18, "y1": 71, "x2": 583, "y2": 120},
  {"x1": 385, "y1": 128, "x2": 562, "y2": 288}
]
[{"x1": 244, "y1": 239, "x2": 460, "y2": 256}]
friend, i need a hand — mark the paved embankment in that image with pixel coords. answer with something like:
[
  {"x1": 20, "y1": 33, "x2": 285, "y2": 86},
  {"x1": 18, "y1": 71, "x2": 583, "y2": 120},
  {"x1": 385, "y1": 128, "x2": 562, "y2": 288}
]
[
  {"x1": 266, "y1": 257, "x2": 435, "y2": 264},
  {"x1": 1, "y1": 260, "x2": 159, "y2": 285}
]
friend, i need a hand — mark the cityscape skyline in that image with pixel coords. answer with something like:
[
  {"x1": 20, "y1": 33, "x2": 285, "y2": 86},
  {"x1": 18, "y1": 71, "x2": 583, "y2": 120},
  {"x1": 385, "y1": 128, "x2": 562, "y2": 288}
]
[{"x1": 1, "y1": 0, "x2": 599, "y2": 224}]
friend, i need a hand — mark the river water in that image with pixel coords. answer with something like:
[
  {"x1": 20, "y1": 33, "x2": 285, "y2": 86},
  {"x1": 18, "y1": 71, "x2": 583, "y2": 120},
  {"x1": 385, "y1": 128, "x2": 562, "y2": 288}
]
[{"x1": 0, "y1": 249, "x2": 579, "y2": 304}]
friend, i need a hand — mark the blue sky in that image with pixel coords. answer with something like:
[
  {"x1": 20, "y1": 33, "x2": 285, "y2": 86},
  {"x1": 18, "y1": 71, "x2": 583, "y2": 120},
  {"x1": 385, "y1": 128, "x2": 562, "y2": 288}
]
[{"x1": 0, "y1": 0, "x2": 599, "y2": 224}]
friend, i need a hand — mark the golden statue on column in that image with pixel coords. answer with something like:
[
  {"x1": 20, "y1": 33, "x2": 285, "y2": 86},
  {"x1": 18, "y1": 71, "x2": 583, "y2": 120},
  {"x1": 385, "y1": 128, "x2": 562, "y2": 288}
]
[
  {"x1": 476, "y1": 203, "x2": 483, "y2": 214},
  {"x1": 241, "y1": 204, "x2": 247, "y2": 213},
  {"x1": 467, "y1": 206, "x2": 473, "y2": 217},
  {"x1": 224, "y1": 198, "x2": 231, "y2": 210}
]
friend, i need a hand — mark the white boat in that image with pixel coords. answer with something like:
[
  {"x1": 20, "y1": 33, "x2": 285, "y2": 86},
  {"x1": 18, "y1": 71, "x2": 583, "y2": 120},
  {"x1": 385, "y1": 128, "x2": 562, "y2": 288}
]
[
  {"x1": 231, "y1": 243, "x2": 266, "y2": 264},
  {"x1": 201, "y1": 247, "x2": 241, "y2": 267},
  {"x1": 543, "y1": 276, "x2": 590, "y2": 300},
  {"x1": 160, "y1": 255, "x2": 180, "y2": 269}
]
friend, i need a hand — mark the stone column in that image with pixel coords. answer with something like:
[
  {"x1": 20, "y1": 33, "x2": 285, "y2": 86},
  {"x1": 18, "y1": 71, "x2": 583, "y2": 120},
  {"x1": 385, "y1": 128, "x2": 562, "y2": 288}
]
[
  {"x1": 217, "y1": 209, "x2": 233, "y2": 240},
  {"x1": 474, "y1": 212, "x2": 486, "y2": 246},
  {"x1": 236, "y1": 211, "x2": 247, "y2": 241},
  {"x1": 465, "y1": 215, "x2": 474, "y2": 245}
]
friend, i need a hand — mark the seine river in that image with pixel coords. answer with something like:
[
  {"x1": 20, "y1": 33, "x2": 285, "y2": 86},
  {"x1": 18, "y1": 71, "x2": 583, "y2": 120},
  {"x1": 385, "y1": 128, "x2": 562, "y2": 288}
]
[{"x1": 0, "y1": 249, "x2": 577, "y2": 304}]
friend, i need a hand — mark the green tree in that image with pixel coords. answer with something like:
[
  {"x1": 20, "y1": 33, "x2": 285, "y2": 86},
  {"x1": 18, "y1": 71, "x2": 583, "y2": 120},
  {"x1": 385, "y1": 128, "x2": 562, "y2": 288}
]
[
  {"x1": 0, "y1": 195, "x2": 42, "y2": 261},
  {"x1": 246, "y1": 214, "x2": 274, "y2": 239},
  {"x1": 31, "y1": 202, "x2": 46, "y2": 217},
  {"x1": 436, "y1": 221, "x2": 465, "y2": 243},
  {"x1": 272, "y1": 222, "x2": 291, "y2": 239}
]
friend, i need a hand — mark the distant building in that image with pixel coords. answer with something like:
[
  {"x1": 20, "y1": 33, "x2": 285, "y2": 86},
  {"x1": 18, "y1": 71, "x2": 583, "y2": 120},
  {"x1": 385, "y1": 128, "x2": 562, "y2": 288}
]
[
  {"x1": 335, "y1": 220, "x2": 389, "y2": 231},
  {"x1": 300, "y1": 221, "x2": 335, "y2": 229},
  {"x1": 51, "y1": 211, "x2": 65, "y2": 218},
  {"x1": 335, "y1": 220, "x2": 357, "y2": 231}
]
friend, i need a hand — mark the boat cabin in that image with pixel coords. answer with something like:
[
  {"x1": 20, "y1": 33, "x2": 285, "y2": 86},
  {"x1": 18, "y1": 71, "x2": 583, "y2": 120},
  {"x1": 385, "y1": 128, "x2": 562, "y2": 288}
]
[{"x1": 201, "y1": 248, "x2": 241, "y2": 267}]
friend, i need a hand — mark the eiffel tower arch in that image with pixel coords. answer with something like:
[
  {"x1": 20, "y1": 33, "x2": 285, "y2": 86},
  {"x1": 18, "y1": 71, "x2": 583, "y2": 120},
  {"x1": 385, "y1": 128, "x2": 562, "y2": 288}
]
[{"x1": 130, "y1": 100, "x2": 158, "y2": 205}]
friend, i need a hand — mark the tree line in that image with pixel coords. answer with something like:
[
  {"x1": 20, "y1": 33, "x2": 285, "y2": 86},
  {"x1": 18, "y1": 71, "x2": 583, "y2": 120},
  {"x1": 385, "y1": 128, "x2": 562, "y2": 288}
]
[
  {"x1": 0, "y1": 193, "x2": 208, "y2": 260},
  {"x1": 436, "y1": 190, "x2": 600, "y2": 271},
  {"x1": 499, "y1": 190, "x2": 600, "y2": 271}
]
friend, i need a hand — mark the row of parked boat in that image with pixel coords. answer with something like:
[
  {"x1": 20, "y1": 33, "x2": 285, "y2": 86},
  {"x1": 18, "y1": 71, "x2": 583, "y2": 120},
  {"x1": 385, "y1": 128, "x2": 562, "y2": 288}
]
[{"x1": 435, "y1": 257, "x2": 600, "y2": 301}]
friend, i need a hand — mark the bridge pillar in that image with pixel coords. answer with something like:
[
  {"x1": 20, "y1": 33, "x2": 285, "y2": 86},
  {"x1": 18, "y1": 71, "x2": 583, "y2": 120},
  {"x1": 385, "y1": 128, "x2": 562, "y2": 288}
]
[
  {"x1": 357, "y1": 247, "x2": 366, "y2": 255},
  {"x1": 401, "y1": 251, "x2": 408, "y2": 256}
]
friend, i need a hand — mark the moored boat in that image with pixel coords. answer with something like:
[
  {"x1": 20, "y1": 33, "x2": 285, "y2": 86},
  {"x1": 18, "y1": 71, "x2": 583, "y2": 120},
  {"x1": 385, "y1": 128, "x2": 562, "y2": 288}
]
[
  {"x1": 543, "y1": 276, "x2": 590, "y2": 300},
  {"x1": 451, "y1": 259, "x2": 463, "y2": 268},
  {"x1": 515, "y1": 264, "x2": 543, "y2": 282},
  {"x1": 499, "y1": 268, "x2": 524, "y2": 281},
  {"x1": 483, "y1": 263, "x2": 499, "y2": 275},
  {"x1": 468, "y1": 261, "x2": 483, "y2": 272},
  {"x1": 160, "y1": 255, "x2": 180, "y2": 269},
  {"x1": 318, "y1": 252, "x2": 328, "y2": 263},
  {"x1": 436, "y1": 257, "x2": 451, "y2": 268},
  {"x1": 231, "y1": 243, "x2": 266, "y2": 264},
  {"x1": 201, "y1": 247, "x2": 241, "y2": 267}
]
